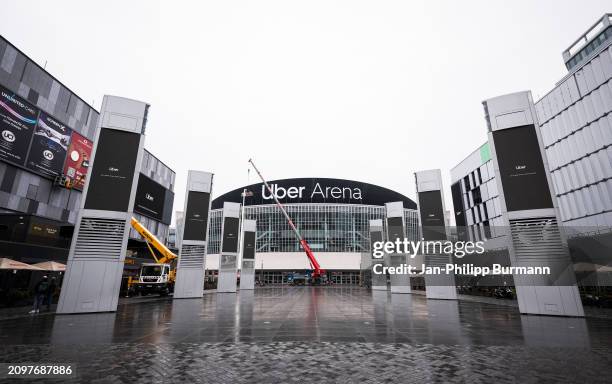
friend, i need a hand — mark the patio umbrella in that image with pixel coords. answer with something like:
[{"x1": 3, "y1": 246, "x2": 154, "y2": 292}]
[
  {"x1": 0, "y1": 258, "x2": 44, "y2": 271},
  {"x1": 596, "y1": 265, "x2": 612, "y2": 273},
  {"x1": 32, "y1": 261, "x2": 66, "y2": 272},
  {"x1": 573, "y1": 262, "x2": 600, "y2": 272},
  {"x1": 572, "y1": 262, "x2": 612, "y2": 272}
]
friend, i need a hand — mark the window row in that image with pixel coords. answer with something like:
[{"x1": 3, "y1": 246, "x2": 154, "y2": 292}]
[
  {"x1": 466, "y1": 216, "x2": 506, "y2": 242},
  {"x1": 206, "y1": 205, "x2": 420, "y2": 254},
  {"x1": 566, "y1": 27, "x2": 612, "y2": 71},
  {"x1": 464, "y1": 197, "x2": 502, "y2": 227},
  {"x1": 460, "y1": 161, "x2": 495, "y2": 192},
  {"x1": 461, "y1": 178, "x2": 499, "y2": 212}
]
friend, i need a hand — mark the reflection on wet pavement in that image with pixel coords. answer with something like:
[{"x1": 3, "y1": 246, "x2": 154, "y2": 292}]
[
  {"x1": 1, "y1": 287, "x2": 611, "y2": 383},
  {"x1": 0, "y1": 286, "x2": 609, "y2": 347}
]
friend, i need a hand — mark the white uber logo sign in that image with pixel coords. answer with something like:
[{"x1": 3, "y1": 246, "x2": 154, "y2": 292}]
[
  {"x1": 261, "y1": 183, "x2": 363, "y2": 201},
  {"x1": 262, "y1": 184, "x2": 305, "y2": 199}
]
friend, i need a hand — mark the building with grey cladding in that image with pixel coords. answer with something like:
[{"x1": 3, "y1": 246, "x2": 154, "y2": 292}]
[
  {"x1": 450, "y1": 14, "x2": 612, "y2": 295},
  {"x1": 0, "y1": 35, "x2": 98, "y2": 223},
  {"x1": 0, "y1": 35, "x2": 175, "y2": 263},
  {"x1": 535, "y1": 13, "x2": 612, "y2": 232},
  {"x1": 452, "y1": 14, "x2": 612, "y2": 240}
]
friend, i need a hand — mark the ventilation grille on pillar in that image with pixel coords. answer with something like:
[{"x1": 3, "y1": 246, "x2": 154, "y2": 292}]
[
  {"x1": 509, "y1": 217, "x2": 567, "y2": 262},
  {"x1": 425, "y1": 254, "x2": 450, "y2": 267},
  {"x1": 73, "y1": 217, "x2": 126, "y2": 260},
  {"x1": 178, "y1": 245, "x2": 206, "y2": 268}
]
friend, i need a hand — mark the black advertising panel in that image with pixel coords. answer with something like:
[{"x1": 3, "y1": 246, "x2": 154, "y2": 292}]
[
  {"x1": 211, "y1": 178, "x2": 417, "y2": 209},
  {"x1": 492, "y1": 125, "x2": 553, "y2": 212},
  {"x1": 83, "y1": 129, "x2": 141, "y2": 212},
  {"x1": 387, "y1": 217, "x2": 404, "y2": 242},
  {"x1": 451, "y1": 182, "x2": 467, "y2": 240},
  {"x1": 451, "y1": 182, "x2": 466, "y2": 227},
  {"x1": 183, "y1": 191, "x2": 210, "y2": 241},
  {"x1": 26, "y1": 112, "x2": 71, "y2": 177},
  {"x1": 242, "y1": 231, "x2": 256, "y2": 259},
  {"x1": 162, "y1": 189, "x2": 174, "y2": 225},
  {"x1": 134, "y1": 174, "x2": 174, "y2": 224},
  {"x1": 418, "y1": 190, "x2": 447, "y2": 240},
  {"x1": 370, "y1": 230, "x2": 383, "y2": 258},
  {"x1": 221, "y1": 217, "x2": 240, "y2": 253},
  {"x1": 0, "y1": 85, "x2": 38, "y2": 166}
]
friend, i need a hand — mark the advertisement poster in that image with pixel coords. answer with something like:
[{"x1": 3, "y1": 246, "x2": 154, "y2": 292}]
[
  {"x1": 26, "y1": 112, "x2": 71, "y2": 177},
  {"x1": 183, "y1": 191, "x2": 211, "y2": 241},
  {"x1": 83, "y1": 128, "x2": 141, "y2": 212},
  {"x1": 134, "y1": 174, "x2": 174, "y2": 224},
  {"x1": 0, "y1": 85, "x2": 38, "y2": 166},
  {"x1": 63, "y1": 131, "x2": 93, "y2": 190},
  {"x1": 492, "y1": 125, "x2": 554, "y2": 212}
]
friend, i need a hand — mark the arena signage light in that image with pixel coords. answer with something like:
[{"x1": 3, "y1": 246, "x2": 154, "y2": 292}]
[
  {"x1": 211, "y1": 178, "x2": 417, "y2": 209},
  {"x1": 261, "y1": 183, "x2": 362, "y2": 201}
]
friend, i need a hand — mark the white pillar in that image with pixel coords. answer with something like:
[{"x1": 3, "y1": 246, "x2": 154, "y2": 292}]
[
  {"x1": 385, "y1": 202, "x2": 412, "y2": 294},
  {"x1": 369, "y1": 219, "x2": 387, "y2": 291},
  {"x1": 483, "y1": 91, "x2": 583, "y2": 316},
  {"x1": 174, "y1": 170, "x2": 214, "y2": 299},
  {"x1": 57, "y1": 95, "x2": 148, "y2": 313},
  {"x1": 217, "y1": 202, "x2": 241, "y2": 293},
  {"x1": 240, "y1": 220, "x2": 257, "y2": 290},
  {"x1": 415, "y1": 169, "x2": 458, "y2": 300}
]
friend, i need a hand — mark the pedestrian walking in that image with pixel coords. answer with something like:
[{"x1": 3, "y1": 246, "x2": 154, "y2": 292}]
[
  {"x1": 46, "y1": 276, "x2": 57, "y2": 311},
  {"x1": 29, "y1": 276, "x2": 49, "y2": 314}
]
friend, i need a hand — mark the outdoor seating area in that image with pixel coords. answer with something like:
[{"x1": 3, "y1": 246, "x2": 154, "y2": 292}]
[{"x1": 0, "y1": 258, "x2": 65, "y2": 309}]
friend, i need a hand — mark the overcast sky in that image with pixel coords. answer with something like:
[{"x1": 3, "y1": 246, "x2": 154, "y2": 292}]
[{"x1": 1, "y1": 1, "x2": 610, "y2": 224}]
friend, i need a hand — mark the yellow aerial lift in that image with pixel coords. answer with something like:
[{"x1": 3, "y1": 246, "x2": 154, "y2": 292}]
[{"x1": 129, "y1": 217, "x2": 178, "y2": 296}]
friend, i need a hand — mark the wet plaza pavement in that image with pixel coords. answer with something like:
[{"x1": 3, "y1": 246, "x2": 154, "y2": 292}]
[{"x1": 0, "y1": 287, "x2": 611, "y2": 383}]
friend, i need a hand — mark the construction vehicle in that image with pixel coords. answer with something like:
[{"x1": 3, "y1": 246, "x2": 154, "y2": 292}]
[
  {"x1": 248, "y1": 159, "x2": 326, "y2": 284},
  {"x1": 129, "y1": 217, "x2": 177, "y2": 296}
]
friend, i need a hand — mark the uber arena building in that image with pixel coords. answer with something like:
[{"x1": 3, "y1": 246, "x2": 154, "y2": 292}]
[{"x1": 205, "y1": 178, "x2": 420, "y2": 285}]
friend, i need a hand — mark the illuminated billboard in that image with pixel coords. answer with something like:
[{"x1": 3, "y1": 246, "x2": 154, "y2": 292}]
[
  {"x1": 26, "y1": 112, "x2": 71, "y2": 177},
  {"x1": 63, "y1": 131, "x2": 93, "y2": 190},
  {"x1": 0, "y1": 85, "x2": 38, "y2": 166}
]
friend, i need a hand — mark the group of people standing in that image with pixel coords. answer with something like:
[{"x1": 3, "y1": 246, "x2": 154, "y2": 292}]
[{"x1": 29, "y1": 275, "x2": 58, "y2": 314}]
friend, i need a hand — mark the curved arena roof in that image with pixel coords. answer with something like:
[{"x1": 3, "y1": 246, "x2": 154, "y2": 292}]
[{"x1": 212, "y1": 178, "x2": 416, "y2": 210}]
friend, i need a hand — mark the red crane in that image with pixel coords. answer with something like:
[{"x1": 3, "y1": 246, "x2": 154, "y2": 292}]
[{"x1": 248, "y1": 159, "x2": 325, "y2": 283}]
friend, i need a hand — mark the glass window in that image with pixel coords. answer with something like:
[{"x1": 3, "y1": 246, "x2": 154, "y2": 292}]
[{"x1": 206, "y1": 204, "x2": 419, "y2": 254}]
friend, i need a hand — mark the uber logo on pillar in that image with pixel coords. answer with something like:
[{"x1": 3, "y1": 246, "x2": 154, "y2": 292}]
[{"x1": 262, "y1": 183, "x2": 362, "y2": 201}]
